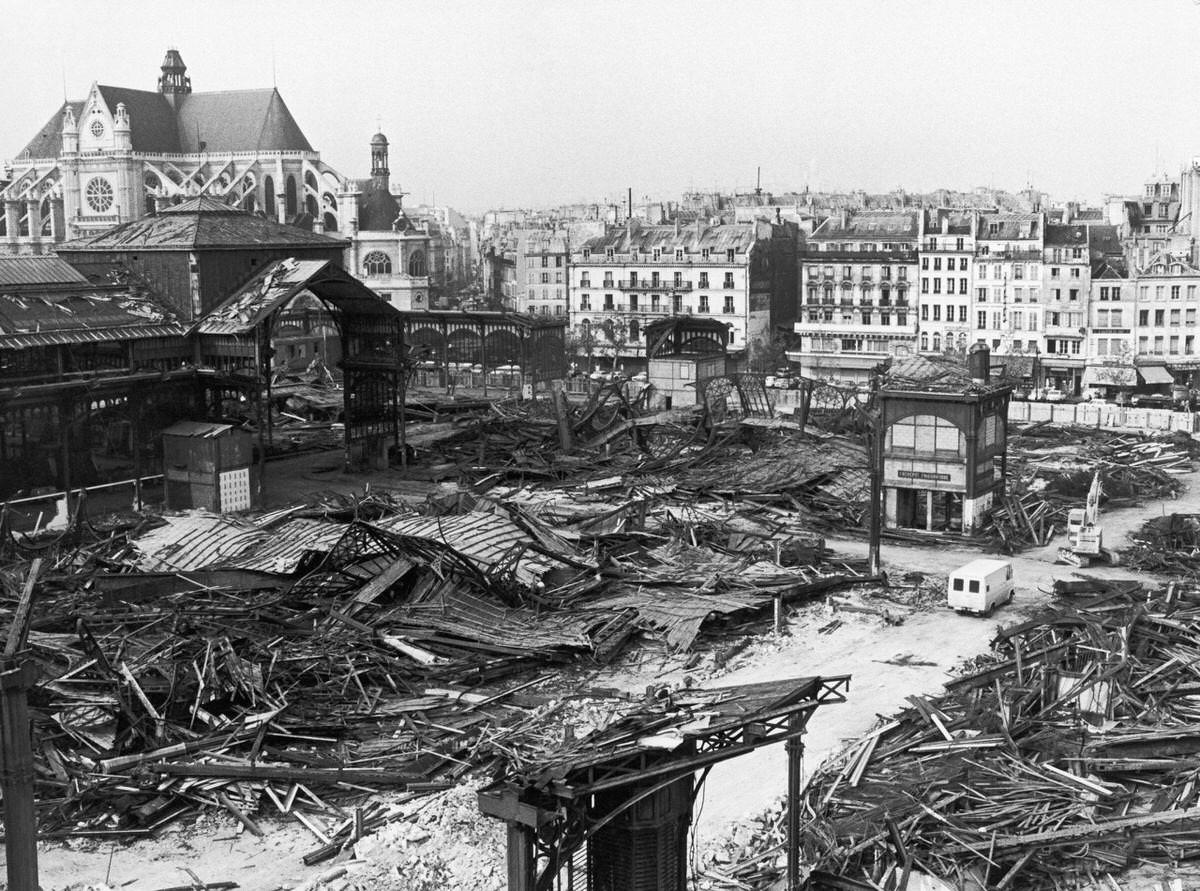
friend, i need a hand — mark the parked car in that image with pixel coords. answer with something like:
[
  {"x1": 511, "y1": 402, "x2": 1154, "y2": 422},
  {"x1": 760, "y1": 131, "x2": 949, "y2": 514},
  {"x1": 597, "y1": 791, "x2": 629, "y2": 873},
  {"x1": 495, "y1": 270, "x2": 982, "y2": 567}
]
[
  {"x1": 1041, "y1": 387, "x2": 1066, "y2": 402},
  {"x1": 1131, "y1": 393, "x2": 1177, "y2": 410}
]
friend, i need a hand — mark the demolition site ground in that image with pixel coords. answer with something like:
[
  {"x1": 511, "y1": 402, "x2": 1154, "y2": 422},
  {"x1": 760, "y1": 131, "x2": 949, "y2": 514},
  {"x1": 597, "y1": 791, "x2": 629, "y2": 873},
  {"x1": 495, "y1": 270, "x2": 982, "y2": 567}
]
[{"x1": 6, "y1": 390, "x2": 1200, "y2": 891}]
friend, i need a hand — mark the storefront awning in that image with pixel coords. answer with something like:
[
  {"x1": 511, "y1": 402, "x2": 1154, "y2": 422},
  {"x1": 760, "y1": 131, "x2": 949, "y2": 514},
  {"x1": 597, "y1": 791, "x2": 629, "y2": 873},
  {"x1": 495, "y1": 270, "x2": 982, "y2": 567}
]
[
  {"x1": 1082, "y1": 365, "x2": 1136, "y2": 387},
  {"x1": 1138, "y1": 365, "x2": 1175, "y2": 385}
]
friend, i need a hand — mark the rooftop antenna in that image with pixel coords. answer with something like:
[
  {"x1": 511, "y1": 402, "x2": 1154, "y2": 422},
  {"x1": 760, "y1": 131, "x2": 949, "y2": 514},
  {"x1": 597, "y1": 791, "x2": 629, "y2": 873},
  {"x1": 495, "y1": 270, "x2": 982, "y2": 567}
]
[{"x1": 755, "y1": 165, "x2": 762, "y2": 197}]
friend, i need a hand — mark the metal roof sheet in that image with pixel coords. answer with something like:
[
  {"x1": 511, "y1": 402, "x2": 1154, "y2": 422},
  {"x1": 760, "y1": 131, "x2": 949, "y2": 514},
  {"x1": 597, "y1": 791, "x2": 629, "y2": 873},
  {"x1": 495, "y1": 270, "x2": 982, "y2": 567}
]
[
  {"x1": 0, "y1": 323, "x2": 184, "y2": 350},
  {"x1": 0, "y1": 286, "x2": 181, "y2": 347},
  {"x1": 161, "y1": 421, "x2": 236, "y2": 438},
  {"x1": 0, "y1": 257, "x2": 88, "y2": 287}
]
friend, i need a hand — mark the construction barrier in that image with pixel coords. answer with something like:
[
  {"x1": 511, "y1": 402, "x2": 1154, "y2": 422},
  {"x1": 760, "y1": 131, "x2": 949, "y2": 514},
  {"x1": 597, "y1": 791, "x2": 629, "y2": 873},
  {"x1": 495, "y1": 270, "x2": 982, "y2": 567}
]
[{"x1": 1009, "y1": 401, "x2": 1198, "y2": 433}]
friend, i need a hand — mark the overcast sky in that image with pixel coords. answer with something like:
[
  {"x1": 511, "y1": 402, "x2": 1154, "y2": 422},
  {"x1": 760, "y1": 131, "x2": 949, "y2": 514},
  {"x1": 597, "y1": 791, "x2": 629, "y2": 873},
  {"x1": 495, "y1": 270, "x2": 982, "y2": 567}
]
[{"x1": 6, "y1": 0, "x2": 1200, "y2": 213}]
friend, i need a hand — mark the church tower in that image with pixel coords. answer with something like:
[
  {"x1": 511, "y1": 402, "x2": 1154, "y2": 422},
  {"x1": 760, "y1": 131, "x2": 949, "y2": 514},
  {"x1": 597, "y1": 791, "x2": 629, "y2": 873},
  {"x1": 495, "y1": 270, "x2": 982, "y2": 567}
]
[
  {"x1": 370, "y1": 132, "x2": 389, "y2": 190},
  {"x1": 158, "y1": 48, "x2": 192, "y2": 109}
]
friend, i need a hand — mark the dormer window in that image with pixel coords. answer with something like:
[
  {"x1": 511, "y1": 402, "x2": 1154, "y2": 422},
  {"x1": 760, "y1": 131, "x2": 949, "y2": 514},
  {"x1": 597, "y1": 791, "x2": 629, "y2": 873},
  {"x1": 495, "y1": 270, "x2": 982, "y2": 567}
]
[
  {"x1": 605, "y1": 248, "x2": 614, "y2": 260},
  {"x1": 675, "y1": 248, "x2": 684, "y2": 261},
  {"x1": 653, "y1": 248, "x2": 661, "y2": 261},
  {"x1": 701, "y1": 248, "x2": 710, "y2": 261},
  {"x1": 582, "y1": 249, "x2": 590, "y2": 260},
  {"x1": 726, "y1": 249, "x2": 735, "y2": 262}
]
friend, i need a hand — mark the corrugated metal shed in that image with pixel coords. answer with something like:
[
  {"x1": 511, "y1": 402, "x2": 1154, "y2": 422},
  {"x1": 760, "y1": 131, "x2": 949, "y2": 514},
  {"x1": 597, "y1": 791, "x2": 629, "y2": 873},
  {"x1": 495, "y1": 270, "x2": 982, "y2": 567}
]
[
  {"x1": 133, "y1": 514, "x2": 347, "y2": 574},
  {"x1": 0, "y1": 257, "x2": 88, "y2": 287}
]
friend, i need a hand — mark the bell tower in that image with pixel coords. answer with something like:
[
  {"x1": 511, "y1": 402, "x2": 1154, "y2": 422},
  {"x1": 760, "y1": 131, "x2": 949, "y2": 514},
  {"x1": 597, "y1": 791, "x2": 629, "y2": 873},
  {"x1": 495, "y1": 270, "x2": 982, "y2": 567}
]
[
  {"x1": 158, "y1": 48, "x2": 192, "y2": 109},
  {"x1": 370, "y1": 132, "x2": 389, "y2": 190}
]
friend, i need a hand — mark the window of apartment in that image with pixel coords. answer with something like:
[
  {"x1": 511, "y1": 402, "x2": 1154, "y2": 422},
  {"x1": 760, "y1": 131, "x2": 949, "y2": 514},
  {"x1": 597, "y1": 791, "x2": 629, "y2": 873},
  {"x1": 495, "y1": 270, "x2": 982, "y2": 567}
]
[
  {"x1": 1172, "y1": 335, "x2": 1182, "y2": 354},
  {"x1": 582, "y1": 249, "x2": 590, "y2": 261},
  {"x1": 1014, "y1": 264, "x2": 1024, "y2": 280},
  {"x1": 675, "y1": 249, "x2": 684, "y2": 261},
  {"x1": 934, "y1": 257, "x2": 942, "y2": 271},
  {"x1": 1139, "y1": 286, "x2": 1149, "y2": 300},
  {"x1": 580, "y1": 294, "x2": 591, "y2": 310},
  {"x1": 1157, "y1": 286, "x2": 1166, "y2": 300},
  {"x1": 527, "y1": 288, "x2": 535, "y2": 300},
  {"x1": 922, "y1": 278, "x2": 930, "y2": 294},
  {"x1": 1172, "y1": 285, "x2": 1182, "y2": 300},
  {"x1": 933, "y1": 305, "x2": 942, "y2": 321},
  {"x1": 1029, "y1": 313, "x2": 1039, "y2": 331},
  {"x1": 1172, "y1": 308, "x2": 1182, "y2": 326},
  {"x1": 652, "y1": 248, "x2": 661, "y2": 261},
  {"x1": 1051, "y1": 267, "x2": 1060, "y2": 279},
  {"x1": 1111, "y1": 309, "x2": 1122, "y2": 327},
  {"x1": 555, "y1": 305, "x2": 563, "y2": 316},
  {"x1": 673, "y1": 271, "x2": 683, "y2": 286},
  {"x1": 1139, "y1": 336, "x2": 1149, "y2": 353},
  {"x1": 956, "y1": 238, "x2": 965, "y2": 251},
  {"x1": 933, "y1": 278, "x2": 942, "y2": 294},
  {"x1": 1155, "y1": 309, "x2": 1165, "y2": 326},
  {"x1": 724, "y1": 295, "x2": 735, "y2": 314},
  {"x1": 606, "y1": 248, "x2": 614, "y2": 260},
  {"x1": 960, "y1": 278, "x2": 968, "y2": 294},
  {"x1": 1069, "y1": 289, "x2": 1078, "y2": 301},
  {"x1": 1030, "y1": 288, "x2": 1040, "y2": 303},
  {"x1": 977, "y1": 310, "x2": 987, "y2": 329},
  {"x1": 540, "y1": 256, "x2": 548, "y2": 268},
  {"x1": 959, "y1": 306, "x2": 967, "y2": 322},
  {"x1": 993, "y1": 287, "x2": 1004, "y2": 301},
  {"x1": 992, "y1": 311, "x2": 1001, "y2": 329},
  {"x1": 843, "y1": 265, "x2": 852, "y2": 278},
  {"x1": 881, "y1": 265, "x2": 892, "y2": 280},
  {"x1": 699, "y1": 295, "x2": 710, "y2": 313},
  {"x1": 1155, "y1": 335, "x2": 1165, "y2": 353},
  {"x1": 541, "y1": 272, "x2": 550, "y2": 284},
  {"x1": 1139, "y1": 309, "x2": 1149, "y2": 326},
  {"x1": 1052, "y1": 289, "x2": 1061, "y2": 301},
  {"x1": 1111, "y1": 286, "x2": 1121, "y2": 300},
  {"x1": 1190, "y1": 285, "x2": 1197, "y2": 301},
  {"x1": 724, "y1": 272, "x2": 735, "y2": 288},
  {"x1": 861, "y1": 310, "x2": 872, "y2": 325},
  {"x1": 921, "y1": 333, "x2": 929, "y2": 350},
  {"x1": 1189, "y1": 335, "x2": 1197, "y2": 354},
  {"x1": 932, "y1": 333, "x2": 941, "y2": 351},
  {"x1": 726, "y1": 249, "x2": 735, "y2": 263},
  {"x1": 921, "y1": 305, "x2": 929, "y2": 321},
  {"x1": 977, "y1": 287, "x2": 987, "y2": 302},
  {"x1": 629, "y1": 294, "x2": 639, "y2": 311},
  {"x1": 651, "y1": 295, "x2": 661, "y2": 311},
  {"x1": 604, "y1": 293, "x2": 614, "y2": 310},
  {"x1": 699, "y1": 272, "x2": 709, "y2": 288},
  {"x1": 993, "y1": 264, "x2": 1002, "y2": 279},
  {"x1": 651, "y1": 271, "x2": 660, "y2": 286},
  {"x1": 921, "y1": 256, "x2": 929, "y2": 270},
  {"x1": 1014, "y1": 287, "x2": 1024, "y2": 303},
  {"x1": 1188, "y1": 308, "x2": 1197, "y2": 326},
  {"x1": 880, "y1": 312, "x2": 891, "y2": 326},
  {"x1": 1050, "y1": 311, "x2": 1061, "y2": 327},
  {"x1": 1071, "y1": 267, "x2": 1080, "y2": 278},
  {"x1": 701, "y1": 249, "x2": 710, "y2": 261},
  {"x1": 1097, "y1": 309, "x2": 1109, "y2": 328},
  {"x1": 898, "y1": 267, "x2": 908, "y2": 281}
]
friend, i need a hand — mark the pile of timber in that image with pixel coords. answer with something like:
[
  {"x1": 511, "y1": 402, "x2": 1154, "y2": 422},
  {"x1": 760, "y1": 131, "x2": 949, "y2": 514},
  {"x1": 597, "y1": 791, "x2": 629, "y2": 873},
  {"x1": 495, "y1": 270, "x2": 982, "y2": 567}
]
[
  {"x1": 1124, "y1": 513, "x2": 1200, "y2": 576},
  {"x1": 711, "y1": 577, "x2": 1200, "y2": 890},
  {"x1": 981, "y1": 489, "x2": 1060, "y2": 551}
]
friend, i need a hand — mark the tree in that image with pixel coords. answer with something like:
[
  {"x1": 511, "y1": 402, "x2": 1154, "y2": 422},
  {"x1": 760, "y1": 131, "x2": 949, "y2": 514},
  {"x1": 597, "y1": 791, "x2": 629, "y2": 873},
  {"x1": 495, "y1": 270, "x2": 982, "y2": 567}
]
[
  {"x1": 599, "y1": 319, "x2": 628, "y2": 372},
  {"x1": 565, "y1": 325, "x2": 599, "y2": 372},
  {"x1": 748, "y1": 331, "x2": 792, "y2": 374}
]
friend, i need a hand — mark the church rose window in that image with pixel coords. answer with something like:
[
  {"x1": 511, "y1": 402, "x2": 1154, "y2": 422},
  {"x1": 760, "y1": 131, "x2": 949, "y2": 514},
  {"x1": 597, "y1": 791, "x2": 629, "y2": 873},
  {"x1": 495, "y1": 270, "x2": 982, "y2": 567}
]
[
  {"x1": 89, "y1": 119, "x2": 105, "y2": 138},
  {"x1": 85, "y1": 177, "x2": 114, "y2": 213},
  {"x1": 363, "y1": 251, "x2": 392, "y2": 276}
]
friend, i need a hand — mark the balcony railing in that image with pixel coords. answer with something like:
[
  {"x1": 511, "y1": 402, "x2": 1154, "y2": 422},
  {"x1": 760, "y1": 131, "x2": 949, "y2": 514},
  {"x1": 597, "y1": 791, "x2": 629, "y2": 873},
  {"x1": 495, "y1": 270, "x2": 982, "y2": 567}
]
[{"x1": 618, "y1": 279, "x2": 693, "y2": 291}]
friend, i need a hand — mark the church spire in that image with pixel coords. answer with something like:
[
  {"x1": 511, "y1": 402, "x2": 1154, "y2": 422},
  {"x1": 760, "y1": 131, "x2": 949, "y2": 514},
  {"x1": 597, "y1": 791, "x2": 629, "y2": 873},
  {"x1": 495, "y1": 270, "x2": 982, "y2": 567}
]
[{"x1": 158, "y1": 48, "x2": 191, "y2": 109}]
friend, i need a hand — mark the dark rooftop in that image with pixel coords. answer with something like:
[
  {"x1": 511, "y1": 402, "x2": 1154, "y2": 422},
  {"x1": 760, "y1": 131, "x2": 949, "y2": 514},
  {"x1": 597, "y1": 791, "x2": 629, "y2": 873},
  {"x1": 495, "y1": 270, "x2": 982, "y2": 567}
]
[
  {"x1": 0, "y1": 256, "x2": 89, "y2": 287},
  {"x1": 55, "y1": 199, "x2": 347, "y2": 252}
]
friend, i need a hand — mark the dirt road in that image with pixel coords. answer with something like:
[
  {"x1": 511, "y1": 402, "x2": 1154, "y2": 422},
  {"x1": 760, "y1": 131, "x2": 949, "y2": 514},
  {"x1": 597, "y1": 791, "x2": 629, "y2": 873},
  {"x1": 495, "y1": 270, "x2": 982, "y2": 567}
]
[{"x1": 690, "y1": 470, "x2": 1200, "y2": 847}]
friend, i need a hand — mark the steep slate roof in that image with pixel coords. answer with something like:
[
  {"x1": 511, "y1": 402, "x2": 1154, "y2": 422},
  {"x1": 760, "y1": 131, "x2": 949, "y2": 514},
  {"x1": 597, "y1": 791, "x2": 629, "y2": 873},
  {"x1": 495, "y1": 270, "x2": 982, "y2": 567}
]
[
  {"x1": 96, "y1": 86, "x2": 181, "y2": 152},
  {"x1": 0, "y1": 256, "x2": 88, "y2": 287},
  {"x1": 924, "y1": 208, "x2": 973, "y2": 236},
  {"x1": 1044, "y1": 224, "x2": 1089, "y2": 248},
  {"x1": 55, "y1": 199, "x2": 348, "y2": 252},
  {"x1": 1087, "y1": 224, "x2": 1123, "y2": 259},
  {"x1": 357, "y1": 182, "x2": 403, "y2": 231},
  {"x1": 976, "y1": 212, "x2": 1040, "y2": 240},
  {"x1": 17, "y1": 101, "x2": 84, "y2": 160},
  {"x1": 15, "y1": 86, "x2": 311, "y2": 160},
  {"x1": 175, "y1": 89, "x2": 312, "y2": 153}
]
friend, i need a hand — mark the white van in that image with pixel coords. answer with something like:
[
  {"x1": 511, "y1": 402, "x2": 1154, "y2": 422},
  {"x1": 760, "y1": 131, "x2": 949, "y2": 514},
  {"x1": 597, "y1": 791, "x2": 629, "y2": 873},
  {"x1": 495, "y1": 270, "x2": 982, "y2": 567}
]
[{"x1": 947, "y1": 559, "x2": 1015, "y2": 615}]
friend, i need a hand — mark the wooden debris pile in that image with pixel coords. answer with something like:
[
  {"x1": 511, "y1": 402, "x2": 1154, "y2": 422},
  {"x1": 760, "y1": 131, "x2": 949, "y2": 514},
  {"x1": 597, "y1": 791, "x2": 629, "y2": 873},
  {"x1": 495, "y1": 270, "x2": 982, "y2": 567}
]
[
  {"x1": 1124, "y1": 513, "x2": 1200, "y2": 575},
  {"x1": 712, "y1": 578, "x2": 1200, "y2": 890}
]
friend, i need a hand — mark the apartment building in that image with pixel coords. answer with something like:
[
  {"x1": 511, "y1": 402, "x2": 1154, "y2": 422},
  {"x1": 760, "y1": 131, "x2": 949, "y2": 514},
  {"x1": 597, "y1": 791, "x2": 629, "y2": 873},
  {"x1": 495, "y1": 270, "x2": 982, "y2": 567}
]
[
  {"x1": 516, "y1": 230, "x2": 569, "y2": 317},
  {"x1": 1082, "y1": 255, "x2": 1135, "y2": 395},
  {"x1": 568, "y1": 220, "x2": 786, "y2": 370},
  {"x1": 1132, "y1": 251, "x2": 1200, "y2": 387},
  {"x1": 1037, "y1": 224, "x2": 1090, "y2": 392},
  {"x1": 917, "y1": 209, "x2": 974, "y2": 356},
  {"x1": 793, "y1": 210, "x2": 921, "y2": 383},
  {"x1": 972, "y1": 213, "x2": 1043, "y2": 361}
]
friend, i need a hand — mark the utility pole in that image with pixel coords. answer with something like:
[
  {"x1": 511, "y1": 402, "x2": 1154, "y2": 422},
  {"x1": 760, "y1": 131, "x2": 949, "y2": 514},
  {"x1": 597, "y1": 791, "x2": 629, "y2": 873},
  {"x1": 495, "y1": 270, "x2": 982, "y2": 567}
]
[{"x1": 2, "y1": 558, "x2": 43, "y2": 891}]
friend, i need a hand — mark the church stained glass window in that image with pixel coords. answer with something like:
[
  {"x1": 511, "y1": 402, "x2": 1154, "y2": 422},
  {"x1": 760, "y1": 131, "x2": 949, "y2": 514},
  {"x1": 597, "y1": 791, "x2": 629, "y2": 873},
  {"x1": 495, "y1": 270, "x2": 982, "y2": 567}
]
[
  {"x1": 85, "y1": 177, "x2": 114, "y2": 213},
  {"x1": 363, "y1": 251, "x2": 392, "y2": 276}
]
